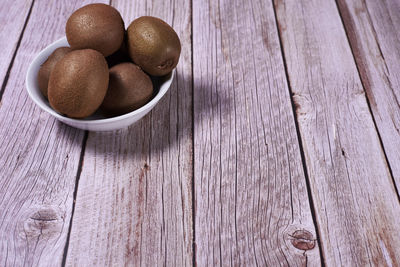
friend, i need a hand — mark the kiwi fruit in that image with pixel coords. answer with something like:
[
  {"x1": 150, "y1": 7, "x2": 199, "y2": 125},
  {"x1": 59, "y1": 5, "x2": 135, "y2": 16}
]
[
  {"x1": 66, "y1": 3, "x2": 124, "y2": 57},
  {"x1": 101, "y1": 62, "x2": 153, "y2": 116},
  {"x1": 38, "y1": 47, "x2": 72, "y2": 98},
  {"x1": 48, "y1": 49, "x2": 109, "y2": 118},
  {"x1": 126, "y1": 16, "x2": 181, "y2": 76}
]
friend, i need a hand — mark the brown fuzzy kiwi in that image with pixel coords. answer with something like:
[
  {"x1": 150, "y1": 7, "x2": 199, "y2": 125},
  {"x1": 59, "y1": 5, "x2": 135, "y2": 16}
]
[
  {"x1": 101, "y1": 62, "x2": 153, "y2": 116},
  {"x1": 66, "y1": 3, "x2": 124, "y2": 57},
  {"x1": 126, "y1": 16, "x2": 181, "y2": 76},
  {"x1": 48, "y1": 49, "x2": 109, "y2": 118},
  {"x1": 37, "y1": 47, "x2": 72, "y2": 98}
]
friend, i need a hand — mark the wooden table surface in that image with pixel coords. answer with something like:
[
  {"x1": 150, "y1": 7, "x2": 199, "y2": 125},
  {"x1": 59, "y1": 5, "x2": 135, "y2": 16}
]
[{"x1": 1, "y1": 0, "x2": 400, "y2": 266}]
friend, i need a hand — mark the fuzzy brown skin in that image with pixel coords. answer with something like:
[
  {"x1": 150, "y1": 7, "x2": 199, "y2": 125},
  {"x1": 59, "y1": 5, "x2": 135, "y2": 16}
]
[
  {"x1": 48, "y1": 49, "x2": 109, "y2": 118},
  {"x1": 126, "y1": 16, "x2": 181, "y2": 76},
  {"x1": 66, "y1": 4, "x2": 124, "y2": 57},
  {"x1": 37, "y1": 47, "x2": 72, "y2": 98},
  {"x1": 101, "y1": 62, "x2": 153, "y2": 116}
]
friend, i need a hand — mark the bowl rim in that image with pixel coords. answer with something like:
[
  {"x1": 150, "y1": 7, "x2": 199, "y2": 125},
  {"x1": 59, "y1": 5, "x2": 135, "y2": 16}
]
[{"x1": 26, "y1": 36, "x2": 174, "y2": 125}]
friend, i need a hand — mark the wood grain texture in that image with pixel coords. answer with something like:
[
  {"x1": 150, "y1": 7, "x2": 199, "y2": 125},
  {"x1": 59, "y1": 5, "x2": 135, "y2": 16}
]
[
  {"x1": 337, "y1": 0, "x2": 400, "y2": 193},
  {"x1": 0, "y1": 0, "x2": 33, "y2": 92},
  {"x1": 65, "y1": 1, "x2": 193, "y2": 266},
  {"x1": 275, "y1": 0, "x2": 400, "y2": 265},
  {"x1": 0, "y1": 0, "x2": 107, "y2": 266},
  {"x1": 193, "y1": 0, "x2": 320, "y2": 265}
]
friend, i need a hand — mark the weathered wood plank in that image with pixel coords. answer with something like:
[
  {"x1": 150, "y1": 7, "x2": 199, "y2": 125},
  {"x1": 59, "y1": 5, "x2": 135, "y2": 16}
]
[
  {"x1": 274, "y1": 0, "x2": 400, "y2": 265},
  {"x1": 65, "y1": 0, "x2": 193, "y2": 265},
  {"x1": 337, "y1": 0, "x2": 400, "y2": 194},
  {"x1": 193, "y1": 0, "x2": 320, "y2": 265},
  {"x1": 0, "y1": 0, "x2": 33, "y2": 92},
  {"x1": 0, "y1": 0, "x2": 107, "y2": 266}
]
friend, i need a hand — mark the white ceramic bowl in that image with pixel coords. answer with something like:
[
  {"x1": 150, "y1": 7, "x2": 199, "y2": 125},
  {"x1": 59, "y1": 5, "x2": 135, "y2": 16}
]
[{"x1": 26, "y1": 37, "x2": 174, "y2": 131}]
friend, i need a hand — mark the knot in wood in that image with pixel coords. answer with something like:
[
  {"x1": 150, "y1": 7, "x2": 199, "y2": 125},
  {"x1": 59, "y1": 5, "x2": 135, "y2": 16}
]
[
  {"x1": 290, "y1": 230, "x2": 316, "y2": 250},
  {"x1": 22, "y1": 207, "x2": 64, "y2": 239},
  {"x1": 144, "y1": 163, "x2": 150, "y2": 171}
]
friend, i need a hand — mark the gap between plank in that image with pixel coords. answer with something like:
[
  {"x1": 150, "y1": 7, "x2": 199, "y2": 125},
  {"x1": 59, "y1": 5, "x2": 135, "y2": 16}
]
[
  {"x1": 0, "y1": 0, "x2": 35, "y2": 102},
  {"x1": 190, "y1": 0, "x2": 196, "y2": 265},
  {"x1": 333, "y1": 0, "x2": 400, "y2": 203},
  {"x1": 270, "y1": 0, "x2": 326, "y2": 265},
  {"x1": 61, "y1": 130, "x2": 89, "y2": 267}
]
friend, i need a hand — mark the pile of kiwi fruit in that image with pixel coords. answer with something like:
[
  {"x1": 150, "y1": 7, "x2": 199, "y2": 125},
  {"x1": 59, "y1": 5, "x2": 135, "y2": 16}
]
[{"x1": 38, "y1": 3, "x2": 181, "y2": 119}]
